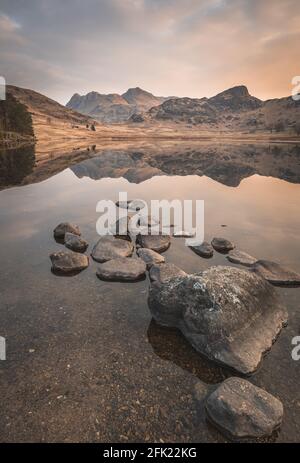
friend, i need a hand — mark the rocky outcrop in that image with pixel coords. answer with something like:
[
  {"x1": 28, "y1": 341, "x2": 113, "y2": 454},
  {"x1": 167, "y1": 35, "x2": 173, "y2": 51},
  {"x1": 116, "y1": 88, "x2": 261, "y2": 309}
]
[
  {"x1": 50, "y1": 250, "x2": 89, "y2": 274},
  {"x1": 96, "y1": 257, "x2": 146, "y2": 281},
  {"x1": 91, "y1": 236, "x2": 134, "y2": 262},
  {"x1": 205, "y1": 377, "x2": 283, "y2": 440},
  {"x1": 252, "y1": 260, "x2": 300, "y2": 287},
  {"x1": 148, "y1": 266, "x2": 288, "y2": 375}
]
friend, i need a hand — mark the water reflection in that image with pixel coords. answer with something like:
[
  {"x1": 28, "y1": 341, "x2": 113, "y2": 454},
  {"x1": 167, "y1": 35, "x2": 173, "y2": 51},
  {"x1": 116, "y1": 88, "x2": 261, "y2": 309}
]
[{"x1": 0, "y1": 144, "x2": 35, "y2": 188}]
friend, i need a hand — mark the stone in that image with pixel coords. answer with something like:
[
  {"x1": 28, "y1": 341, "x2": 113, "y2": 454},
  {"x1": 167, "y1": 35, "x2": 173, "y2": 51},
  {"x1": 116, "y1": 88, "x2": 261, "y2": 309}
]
[
  {"x1": 96, "y1": 257, "x2": 146, "y2": 281},
  {"x1": 227, "y1": 249, "x2": 257, "y2": 267},
  {"x1": 116, "y1": 199, "x2": 146, "y2": 211},
  {"x1": 91, "y1": 236, "x2": 134, "y2": 263},
  {"x1": 53, "y1": 222, "x2": 81, "y2": 240},
  {"x1": 211, "y1": 237, "x2": 235, "y2": 253},
  {"x1": 205, "y1": 377, "x2": 283, "y2": 440},
  {"x1": 173, "y1": 230, "x2": 195, "y2": 238},
  {"x1": 189, "y1": 241, "x2": 214, "y2": 258},
  {"x1": 149, "y1": 263, "x2": 187, "y2": 285},
  {"x1": 64, "y1": 232, "x2": 88, "y2": 253},
  {"x1": 50, "y1": 250, "x2": 89, "y2": 274},
  {"x1": 148, "y1": 266, "x2": 288, "y2": 375},
  {"x1": 137, "y1": 248, "x2": 165, "y2": 269},
  {"x1": 136, "y1": 234, "x2": 171, "y2": 253},
  {"x1": 252, "y1": 260, "x2": 300, "y2": 287}
]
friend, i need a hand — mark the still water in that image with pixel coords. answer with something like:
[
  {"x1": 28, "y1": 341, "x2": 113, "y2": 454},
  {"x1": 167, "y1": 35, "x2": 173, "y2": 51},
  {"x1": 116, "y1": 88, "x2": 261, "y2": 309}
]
[{"x1": 0, "y1": 142, "x2": 299, "y2": 442}]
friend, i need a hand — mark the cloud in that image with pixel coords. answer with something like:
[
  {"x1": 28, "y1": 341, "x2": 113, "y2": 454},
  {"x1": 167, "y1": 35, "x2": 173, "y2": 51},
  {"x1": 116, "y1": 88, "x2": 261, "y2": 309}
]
[{"x1": 0, "y1": 0, "x2": 299, "y2": 103}]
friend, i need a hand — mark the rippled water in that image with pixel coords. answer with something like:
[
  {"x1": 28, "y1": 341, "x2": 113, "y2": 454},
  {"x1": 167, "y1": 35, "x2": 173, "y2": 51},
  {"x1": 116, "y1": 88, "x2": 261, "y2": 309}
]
[{"x1": 0, "y1": 142, "x2": 299, "y2": 442}]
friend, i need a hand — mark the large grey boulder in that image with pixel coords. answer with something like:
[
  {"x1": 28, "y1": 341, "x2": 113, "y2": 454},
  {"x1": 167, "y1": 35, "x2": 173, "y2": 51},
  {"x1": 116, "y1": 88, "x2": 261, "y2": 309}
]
[
  {"x1": 136, "y1": 234, "x2": 171, "y2": 253},
  {"x1": 227, "y1": 249, "x2": 257, "y2": 267},
  {"x1": 137, "y1": 248, "x2": 165, "y2": 269},
  {"x1": 53, "y1": 222, "x2": 81, "y2": 240},
  {"x1": 205, "y1": 377, "x2": 283, "y2": 440},
  {"x1": 189, "y1": 241, "x2": 214, "y2": 258},
  {"x1": 211, "y1": 237, "x2": 235, "y2": 253},
  {"x1": 91, "y1": 236, "x2": 134, "y2": 263},
  {"x1": 149, "y1": 263, "x2": 187, "y2": 285},
  {"x1": 252, "y1": 260, "x2": 300, "y2": 287},
  {"x1": 148, "y1": 266, "x2": 288, "y2": 375},
  {"x1": 50, "y1": 250, "x2": 89, "y2": 274},
  {"x1": 96, "y1": 257, "x2": 146, "y2": 281},
  {"x1": 64, "y1": 232, "x2": 88, "y2": 253}
]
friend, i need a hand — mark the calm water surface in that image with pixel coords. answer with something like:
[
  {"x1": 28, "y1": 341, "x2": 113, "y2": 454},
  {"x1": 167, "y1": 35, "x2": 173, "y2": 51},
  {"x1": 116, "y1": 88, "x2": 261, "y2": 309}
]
[{"x1": 0, "y1": 142, "x2": 299, "y2": 442}]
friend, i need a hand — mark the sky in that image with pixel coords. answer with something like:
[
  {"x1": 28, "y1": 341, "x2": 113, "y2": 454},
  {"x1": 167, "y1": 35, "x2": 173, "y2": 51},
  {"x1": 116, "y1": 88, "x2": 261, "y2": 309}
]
[{"x1": 0, "y1": 0, "x2": 299, "y2": 104}]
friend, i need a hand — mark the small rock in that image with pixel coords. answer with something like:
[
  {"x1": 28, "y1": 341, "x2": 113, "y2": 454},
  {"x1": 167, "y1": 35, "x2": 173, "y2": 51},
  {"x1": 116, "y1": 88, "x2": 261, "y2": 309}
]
[
  {"x1": 116, "y1": 199, "x2": 146, "y2": 211},
  {"x1": 91, "y1": 236, "x2": 134, "y2": 263},
  {"x1": 50, "y1": 250, "x2": 89, "y2": 274},
  {"x1": 137, "y1": 248, "x2": 165, "y2": 269},
  {"x1": 138, "y1": 214, "x2": 160, "y2": 228},
  {"x1": 149, "y1": 263, "x2": 187, "y2": 285},
  {"x1": 205, "y1": 377, "x2": 283, "y2": 440},
  {"x1": 64, "y1": 232, "x2": 88, "y2": 253},
  {"x1": 53, "y1": 222, "x2": 81, "y2": 240},
  {"x1": 96, "y1": 257, "x2": 146, "y2": 281},
  {"x1": 252, "y1": 260, "x2": 300, "y2": 287},
  {"x1": 211, "y1": 237, "x2": 235, "y2": 253},
  {"x1": 173, "y1": 230, "x2": 195, "y2": 238},
  {"x1": 136, "y1": 234, "x2": 171, "y2": 253},
  {"x1": 189, "y1": 241, "x2": 214, "y2": 258},
  {"x1": 227, "y1": 249, "x2": 257, "y2": 267}
]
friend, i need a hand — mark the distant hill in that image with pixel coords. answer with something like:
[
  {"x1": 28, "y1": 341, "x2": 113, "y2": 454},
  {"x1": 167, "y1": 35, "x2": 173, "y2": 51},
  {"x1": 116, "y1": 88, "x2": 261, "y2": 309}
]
[
  {"x1": 132, "y1": 85, "x2": 300, "y2": 133},
  {"x1": 66, "y1": 87, "x2": 169, "y2": 122}
]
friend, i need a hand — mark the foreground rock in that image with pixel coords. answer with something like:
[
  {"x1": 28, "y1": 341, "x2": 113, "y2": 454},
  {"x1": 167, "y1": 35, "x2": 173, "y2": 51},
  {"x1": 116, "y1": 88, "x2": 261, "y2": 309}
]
[
  {"x1": 211, "y1": 237, "x2": 235, "y2": 253},
  {"x1": 149, "y1": 263, "x2": 187, "y2": 285},
  {"x1": 96, "y1": 257, "x2": 146, "y2": 281},
  {"x1": 64, "y1": 232, "x2": 88, "y2": 253},
  {"x1": 91, "y1": 236, "x2": 134, "y2": 262},
  {"x1": 227, "y1": 249, "x2": 257, "y2": 266},
  {"x1": 50, "y1": 250, "x2": 89, "y2": 274},
  {"x1": 205, "y1": 377, "x2": 283, "y2": 440},
  {"x1": 136, "y1": 234, "x2": 171, "y2": 253},
  {"x1": 252, "y1": 260, "x2": 300, "y2": 287},
  {"x1": 53, "y1": 222, "x2": 81, "y2": 240},
  {"x1": 189, "y1": 241, "x2": 214, "y2": 258},
  {"x1": 148, "y1": 266, "x2": 288, "y2": 375},
  {"x1": 137, "y1": 248, "x2": 165, "y2": 269}
]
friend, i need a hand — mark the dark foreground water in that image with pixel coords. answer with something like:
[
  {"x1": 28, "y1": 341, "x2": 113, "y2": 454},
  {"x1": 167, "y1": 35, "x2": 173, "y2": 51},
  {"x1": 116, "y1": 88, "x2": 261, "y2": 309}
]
[{"x1": 0, "y1": 142, "x2": 299, "y2": 442}]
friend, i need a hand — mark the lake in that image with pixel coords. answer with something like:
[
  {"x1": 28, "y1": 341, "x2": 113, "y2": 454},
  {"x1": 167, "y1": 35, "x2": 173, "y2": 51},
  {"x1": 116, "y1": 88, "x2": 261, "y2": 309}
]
[{"x1": 0, "y1": 141, "x2": 299, "y2": 442}]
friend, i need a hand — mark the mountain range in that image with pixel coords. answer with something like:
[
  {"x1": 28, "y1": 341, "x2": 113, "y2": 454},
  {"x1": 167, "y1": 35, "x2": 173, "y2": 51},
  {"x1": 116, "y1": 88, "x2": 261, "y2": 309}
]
[
  {"x1": 66, "y1": 87, "x2": 169, "y2": 123},
  {"x1": 67, "y1": 85, "x2": 300, "y2": 132}
]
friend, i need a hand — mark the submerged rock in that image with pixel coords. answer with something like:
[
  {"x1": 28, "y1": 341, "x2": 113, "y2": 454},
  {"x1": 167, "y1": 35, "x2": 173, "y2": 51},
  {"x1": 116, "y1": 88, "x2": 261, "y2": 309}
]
[
  {"x1": 91, "y1": 236, "x2": 134, "y2": 262},
  {"x1": 50, "y1": 250, "x2": 89, "y2": 274},
  {"x1": 96, "y1": 257, "x2": 146, "y2": 281},
  {"x1": 64, "y1": 232, "x2": 88, "y2": 253},
  {"x1": 252, "y1": 260, "x2": 300, "y2": 287},
  {"x1": 189, "y1": 241, "x2": 214, "y2": 258},
  {"x1": 53, "y1": 222, "x2": 81, "y2": 240},
  {"x1": 205, "y1": 377, "x2": 283, "y2": 440},
  {"x1": 137, "y1": 248, "x2": 165, "y2": 269},
  {"x1": 227, "y1": 249, "x2": 257, "y2": 266},
  {"x1": 136, "y1": 234, "x2": 171, "y2": 253},
  {"x1": 148, "y1": 266, "x2": 288, "y2": 375},
  {"x1": 211, "y1": 237, "x2": 235, "y2": 253},
  {"x1": 149, "y1": 263, "x2": 187, "y2": 285}
]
